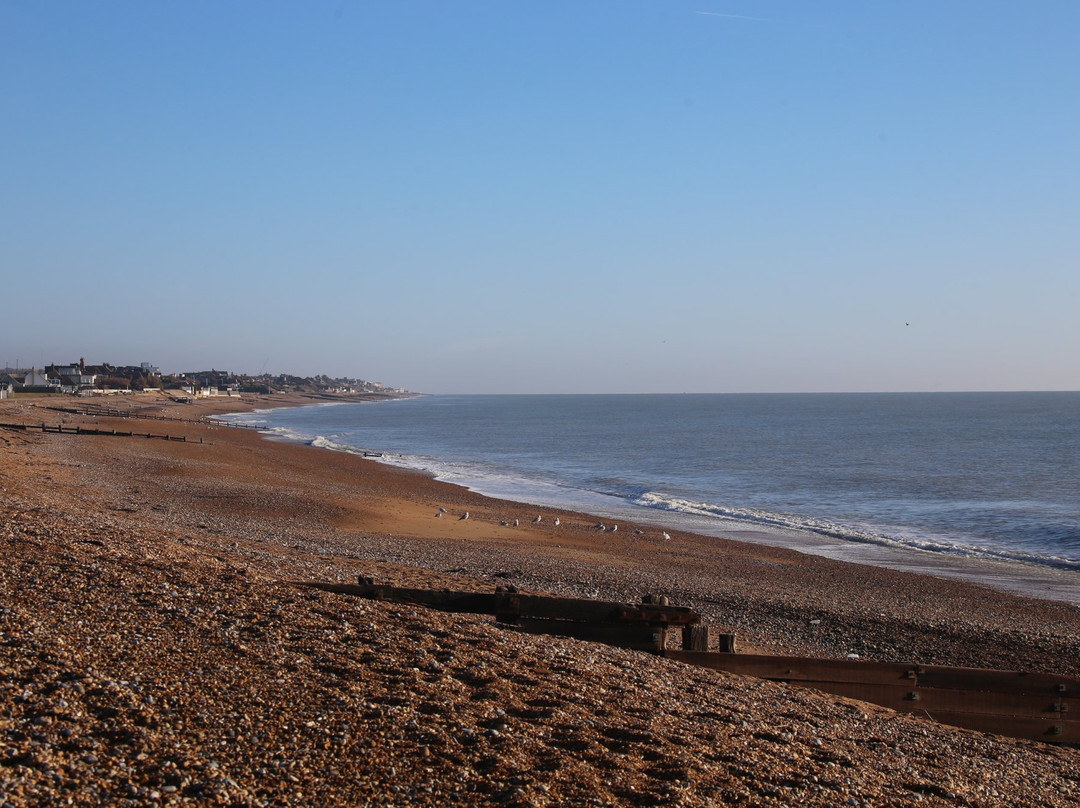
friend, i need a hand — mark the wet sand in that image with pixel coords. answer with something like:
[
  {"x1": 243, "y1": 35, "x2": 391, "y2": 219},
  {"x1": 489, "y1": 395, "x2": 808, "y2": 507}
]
[{"x1": 2, "y1": 392, "x2": 1079, "y2": 806}]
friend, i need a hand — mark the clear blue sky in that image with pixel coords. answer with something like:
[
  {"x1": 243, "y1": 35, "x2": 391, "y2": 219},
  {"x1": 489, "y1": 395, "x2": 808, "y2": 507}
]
[{"x1": 3, "y1": 1, "x2": 1077, "y2": 393}]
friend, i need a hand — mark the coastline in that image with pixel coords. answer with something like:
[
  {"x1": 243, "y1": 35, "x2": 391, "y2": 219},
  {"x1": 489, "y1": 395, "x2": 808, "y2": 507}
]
[
  {"x1": 228, "y1": 396, "x2": 1080, "y2": 608},
  {"x1": 3, "y1": 391, "x2": 1079, "y2": 806}
]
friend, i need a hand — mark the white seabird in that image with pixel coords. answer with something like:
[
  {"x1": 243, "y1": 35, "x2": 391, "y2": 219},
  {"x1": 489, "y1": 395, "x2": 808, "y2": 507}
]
[
  {"x1": 533, "y1": 515, "x2": 542, "y2": 524},
  {"x1": 553, "y1": 517, "x2": 560, "y2": 526},
  {"x1": 609, "y1": 524, "x2": 618, "y2": 533},
  {"x1": 513, "y1": 518, "x2": 520, "y2": 527},
  {"x1": 662, "y1": 531, "x2": 671, "y2": 540},
  {"x1": 459, "y1": 512, "x2": 470, "y2": 521}
]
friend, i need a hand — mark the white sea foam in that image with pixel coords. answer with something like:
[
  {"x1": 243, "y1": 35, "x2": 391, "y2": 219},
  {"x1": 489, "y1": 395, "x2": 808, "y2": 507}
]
[
  {"x1": 631, "y1": 491, "x2": 1080, "y2": 573},
  {"x1": 223, "y1": 393, "x2": 1080, "y2": 605},
  {"x1": 262, "y1": 425, "x2": 316, "y2": 444}
]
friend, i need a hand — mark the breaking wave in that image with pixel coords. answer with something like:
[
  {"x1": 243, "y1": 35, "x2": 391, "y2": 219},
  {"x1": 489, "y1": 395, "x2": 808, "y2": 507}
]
[{"x1": 630, "y1": 491, "x2": 1080, "y2": 572}]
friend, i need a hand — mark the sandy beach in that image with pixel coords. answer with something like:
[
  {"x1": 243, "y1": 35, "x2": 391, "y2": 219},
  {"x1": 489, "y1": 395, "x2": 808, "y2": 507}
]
[{"x1": 2, "y1": 392, "x2": 1079, "y2": 806}]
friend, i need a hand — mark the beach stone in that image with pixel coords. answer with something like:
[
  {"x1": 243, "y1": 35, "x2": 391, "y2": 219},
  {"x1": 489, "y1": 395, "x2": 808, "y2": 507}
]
[{"x1": 2, "y1": 392, "x2": 1079, "y2": 807}]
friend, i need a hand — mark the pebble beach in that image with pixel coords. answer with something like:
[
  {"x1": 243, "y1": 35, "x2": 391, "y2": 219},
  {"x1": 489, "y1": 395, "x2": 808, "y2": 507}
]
[{"x1": 2, "y1": 392, "x2": 1079, "y2": 806}]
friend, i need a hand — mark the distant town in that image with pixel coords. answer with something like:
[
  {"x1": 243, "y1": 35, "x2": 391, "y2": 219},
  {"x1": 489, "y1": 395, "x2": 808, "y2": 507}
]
[{"x1": 0, "y1": 359, "x2": 408, "y2": 400}]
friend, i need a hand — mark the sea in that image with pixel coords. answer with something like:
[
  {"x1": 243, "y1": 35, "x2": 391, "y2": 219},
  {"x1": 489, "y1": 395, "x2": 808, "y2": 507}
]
[{"x1": 221, "y1": 393, "x2": 1080, "y2": 606}]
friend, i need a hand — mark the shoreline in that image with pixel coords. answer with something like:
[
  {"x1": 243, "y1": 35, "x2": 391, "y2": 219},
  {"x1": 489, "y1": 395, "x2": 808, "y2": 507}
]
[
  {"x1": 3, "y1": 391, "x2": 1079, "y2": 806},
  {"x1": 229, "y1": 396, "x2": 1080, "y2": 608},
  {"x1": 8, "y1": 389, "x2": 1078, "y2": 667}
]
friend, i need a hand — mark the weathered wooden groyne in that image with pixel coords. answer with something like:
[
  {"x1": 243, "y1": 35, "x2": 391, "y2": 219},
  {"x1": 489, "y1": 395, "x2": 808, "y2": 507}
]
[
  {"x1": 304, "y1": 577, "x2": 1080, "y2": 745},
  {"x1": 41, "y1": 403, "x2": 261, "y2": 429},
  {"x1": 0, "y1": 422, "x2": 200, "y2": 442}
]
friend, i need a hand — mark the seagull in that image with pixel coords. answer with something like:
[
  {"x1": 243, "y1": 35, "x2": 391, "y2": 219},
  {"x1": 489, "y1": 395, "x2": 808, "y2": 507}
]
[
  {"x1": 435, "y1": 511, "x2": 442, "y2": 517},
  {"x1": 513, "y1": 518, "x2": 520, "y2": 527},
  {"x1": 438, "y1": 507, "x2": 447, "y2": 513},
  {"x1": 634, "y1": 529, "x2": 644, "y2": 535},
  {"x1": 459, "y1": 512, "x2": 469, "y2": 521},
  {"x1": 593, "y1": 522, "x2": 606, "y2": 531},
  {"x1": 553, "y1": 517, "x2": 560, "y2": 526},
  {"x1": 662, "y1": 531, "x2": 671, "y2": 541},
  {"x1": 609, "y1": 524, "x2": 618, "y2": 533},
  {"x1": 499, "y1": 520, "x2": 508, "y2": 526},
  {"x1": 533, "y1": 515, "x2": 542, "y2": 524}
]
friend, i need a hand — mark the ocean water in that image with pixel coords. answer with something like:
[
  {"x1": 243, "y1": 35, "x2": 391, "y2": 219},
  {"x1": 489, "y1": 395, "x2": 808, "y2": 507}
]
[{"x1": 224, "y1": 393, "x2": 1080, "y2": 603}]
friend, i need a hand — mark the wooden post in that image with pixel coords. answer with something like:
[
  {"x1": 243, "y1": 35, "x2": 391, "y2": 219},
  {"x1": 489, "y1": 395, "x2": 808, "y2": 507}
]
[{"x1": 683, "y1": 624, "x2": 711, "y2": 652}]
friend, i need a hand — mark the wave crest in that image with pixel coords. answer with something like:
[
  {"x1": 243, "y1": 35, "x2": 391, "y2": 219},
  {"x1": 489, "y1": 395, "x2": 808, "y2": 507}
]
[{"x1": 631, "y1": 492, "x2": 1080, "y2": 572}]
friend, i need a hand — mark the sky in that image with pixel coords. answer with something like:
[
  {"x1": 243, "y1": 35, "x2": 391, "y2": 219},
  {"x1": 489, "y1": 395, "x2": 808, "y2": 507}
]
[{"x1": 2, "y1": 1, "x2": 1078, "y2": 394}]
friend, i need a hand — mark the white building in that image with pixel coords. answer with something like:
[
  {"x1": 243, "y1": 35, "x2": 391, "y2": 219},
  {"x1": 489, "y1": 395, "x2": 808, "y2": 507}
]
[{"x1": 23, "y1": 369, "x2": 59, "y2": 389}]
